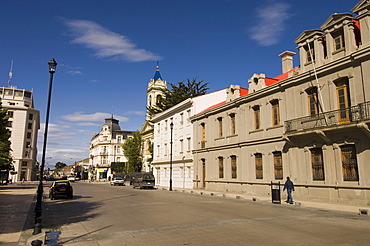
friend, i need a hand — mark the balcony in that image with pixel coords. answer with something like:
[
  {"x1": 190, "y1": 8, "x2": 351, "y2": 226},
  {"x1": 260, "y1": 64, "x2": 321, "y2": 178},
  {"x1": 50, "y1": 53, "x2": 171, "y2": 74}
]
[{"x1": 284, "y1": 101, "x2": 370, "y2": 134}]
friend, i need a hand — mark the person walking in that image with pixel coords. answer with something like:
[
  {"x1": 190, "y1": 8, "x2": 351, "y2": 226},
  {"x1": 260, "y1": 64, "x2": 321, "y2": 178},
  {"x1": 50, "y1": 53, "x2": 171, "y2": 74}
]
[{"x1": 283, "y1": 176, "x2": 294, "y2": 204}]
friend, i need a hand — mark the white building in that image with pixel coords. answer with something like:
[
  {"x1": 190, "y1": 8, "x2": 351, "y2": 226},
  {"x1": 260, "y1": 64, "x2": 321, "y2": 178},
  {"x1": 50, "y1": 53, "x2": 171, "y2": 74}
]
[
  {"x1": 151, "y1": 86, "x2": 247, "y2": 189},
  {"x1": 0, "y1": 87, "x2": 40, "y2": 182},
  {"x1": 89, "y1": 117, "x2": 133, "y2": 181}
]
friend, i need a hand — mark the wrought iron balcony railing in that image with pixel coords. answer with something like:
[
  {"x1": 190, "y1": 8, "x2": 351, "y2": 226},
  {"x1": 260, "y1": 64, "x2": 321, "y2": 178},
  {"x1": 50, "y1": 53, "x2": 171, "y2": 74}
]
[{"x1": 285, "y1": 101, "x2": 370, "y2": 133}]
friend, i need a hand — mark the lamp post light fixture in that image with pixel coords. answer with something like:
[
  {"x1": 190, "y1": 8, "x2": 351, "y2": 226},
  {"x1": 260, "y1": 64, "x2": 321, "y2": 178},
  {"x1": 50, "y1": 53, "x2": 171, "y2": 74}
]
[
  {"x1": 33, "y1": 58, "x2": 57, "y2": 235},
  {"x1": 169, "y1": 122, "x2": 173, "y2": 191}
]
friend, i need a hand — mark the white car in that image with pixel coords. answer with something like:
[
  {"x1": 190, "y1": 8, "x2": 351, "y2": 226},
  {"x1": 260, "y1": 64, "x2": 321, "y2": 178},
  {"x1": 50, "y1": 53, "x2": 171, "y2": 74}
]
[
  {"x1": 110, "y1": 177, "x2": 125, "y2": 186},
  {"x1": 67, "y1": 176, "x2": 76, "y2": 182}
]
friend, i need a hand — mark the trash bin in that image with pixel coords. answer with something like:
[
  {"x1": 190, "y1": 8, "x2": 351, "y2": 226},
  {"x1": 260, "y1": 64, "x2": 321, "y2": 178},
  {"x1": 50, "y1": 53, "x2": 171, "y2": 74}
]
[{"x1": 271, "y1": 181, "x2": 281, "y2": 204}]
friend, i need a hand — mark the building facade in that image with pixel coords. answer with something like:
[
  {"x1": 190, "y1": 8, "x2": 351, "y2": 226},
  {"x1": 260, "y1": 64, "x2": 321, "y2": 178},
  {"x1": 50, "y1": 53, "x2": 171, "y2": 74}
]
[
  {"x1": 191, "y1": 0, "x2": 370, "y2": 206},
  {"x1": 89, "y1": 117, "x2": 133, "y2": 181},
  {"x1": 151, "y1": 86, "x2": 247, "y2": 189},
  {"x1": 0, "y1": 86, "x2": 40, "y2": 182}
]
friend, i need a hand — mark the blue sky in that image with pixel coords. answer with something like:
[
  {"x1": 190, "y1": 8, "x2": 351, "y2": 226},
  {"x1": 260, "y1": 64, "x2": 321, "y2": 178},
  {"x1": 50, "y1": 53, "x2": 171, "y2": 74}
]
[{"x1": 0, "y1": 0, "x2": 358, "y2": 167}]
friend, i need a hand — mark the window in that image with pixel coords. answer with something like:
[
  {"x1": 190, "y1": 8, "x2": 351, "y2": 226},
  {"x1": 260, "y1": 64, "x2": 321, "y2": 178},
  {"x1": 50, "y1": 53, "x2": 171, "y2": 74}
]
[
  {"x1": 165, "y1": 120, "x2": 168, "y2": 131},
  {"x1": 341, "y1": 145, "x2": 359, "y2": 181},
  {"x1": 187, "y1": 110, "x2": 191, "y2": 122},
  {"x1": 156, "y1": 95, "x2": 162, "y2": 104},
  {"x1": 22, "y1": 161, "x2": 28, "y2": 166},
  {"x1": 218, "y1": 157, "x2": 224, "y2": 178},
  {"x1": 201, "y1": 123, "x2": 206, "y2": 148},
  {"x1": 253, "y1": 106, "x2": 260, "y2": 130},
  {"x1": 24, "y1": 91, "x2": 31, "y2": 98},
  {"x1": 8, "y1": 111, "x2": 13, "y2": 118},
  {"x1": 231, "y1": 155, "x2": 237, "y2": 179},
  {"x1": 255, "y1": 153, "x2": 263, "y2": 179},
  {"x1": 15, "y1": 90, "x2": 23, "y2": 96},
  {"x1": 307, "y1": 87, "x2": 319, "y2": 117},
  {"x1": 271, "y1": 100, "x2": 280, "y2": 126},
  {"x1": 217, "y1": 117, "x2": 223, "y2": 137},
  {"x1": 180, "y1": 139, "x2": 183, "y2": 153},
  {"x1": 305, "y1": 43, "x2": 315, "y2": 63},
  {"x1": 117, "y1": 136, "x2": 121, "y2": 143},
  {"x1": 157, "y1": 123, "x2": 160, "y2": 133},
  {"x1": 26, "y1": 142, "x2": 31, "y2": 148},
  {"x1": 273, "y1": 152, "x2": 283, "y2": 180},
  {"x1": 9, "y1": 102, "x2": 15, "y2": 106},
  {"x1": 336, "y1": 79, "x2": 351, "y2": 124},
  {"x1": 29, "y1": 114, "x2": 33, "y2": 120},
  {"x1": 229, "y1": 113, "x2": 236, "y2": 135},
  {"x1": 164, "y1": 143, "x2": 168, "y2": 156},
  {"x1": 26, "y1": 132, "x2": 31, "y2": 139},
  {"x1": 187, "y1": 137, "x2": 191, "y2": 152},
  {"x1": 5, "y1": 89, "x2": 13, "y2": 96},
  {"x1": 311, "y1": 148, "x2": 325, "y2": 181},
  {"x1": 180, "y1": 113, "x2": 184, "y2": 125},
  {"x1": 157, "y1": 145, "x2": 160, "y2": 157},
  {"x1": 332, "y1": 29, "x2": 345, "y2": 51},
  {"x1": 28, "y1": 123, "x2": 32, "y2": 130},
  {"x1": 7, "y1": 121, "x2": 12, "y2": 127},
  {"x1": 148, "y1": 95, "x2": 152, "y2": 106}
]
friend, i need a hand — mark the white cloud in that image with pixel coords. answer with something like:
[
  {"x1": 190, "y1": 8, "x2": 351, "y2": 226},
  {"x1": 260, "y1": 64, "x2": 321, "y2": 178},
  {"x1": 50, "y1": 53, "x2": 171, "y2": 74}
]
[
  {"x1": 126, "y1": 111, "x2": 146, "y2": 116},
  {"x1": 60, "y1": 111, "x2": 129, "y2": 123},
  {"x1": 67, "y1": 70, "x2": 82, "y2": 75},
  {"x1": 62, "y1": 18, "x2": 162, "y2": 62},
  {"x1": 249, "y1": 1, "x2": 292, "y2": 46}
]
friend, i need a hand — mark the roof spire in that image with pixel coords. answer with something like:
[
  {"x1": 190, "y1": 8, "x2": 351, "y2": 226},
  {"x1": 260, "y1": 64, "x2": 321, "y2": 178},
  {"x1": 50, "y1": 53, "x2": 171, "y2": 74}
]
[{"x1": 153, "y1": 61, "x2": 162, "y2": 81}]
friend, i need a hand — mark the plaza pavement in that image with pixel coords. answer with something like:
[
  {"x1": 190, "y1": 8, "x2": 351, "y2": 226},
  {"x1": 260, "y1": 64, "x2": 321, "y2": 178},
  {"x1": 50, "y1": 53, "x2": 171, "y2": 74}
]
[{"x1": 1, "y1": 181, "x2": 369, "y2": 245}]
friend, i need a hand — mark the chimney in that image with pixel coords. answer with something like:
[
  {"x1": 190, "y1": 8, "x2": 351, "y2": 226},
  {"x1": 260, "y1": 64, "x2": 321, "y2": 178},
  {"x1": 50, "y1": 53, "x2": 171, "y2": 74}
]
[{"x1": 279, "y1": 51, "x2": 296, "y2": 74}]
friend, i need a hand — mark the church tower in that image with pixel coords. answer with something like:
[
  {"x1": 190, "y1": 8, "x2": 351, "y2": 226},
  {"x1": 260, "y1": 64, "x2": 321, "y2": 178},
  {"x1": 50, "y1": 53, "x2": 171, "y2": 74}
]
[{"x1": 146, "y1": 64, "x2": 167, "y2": 119}]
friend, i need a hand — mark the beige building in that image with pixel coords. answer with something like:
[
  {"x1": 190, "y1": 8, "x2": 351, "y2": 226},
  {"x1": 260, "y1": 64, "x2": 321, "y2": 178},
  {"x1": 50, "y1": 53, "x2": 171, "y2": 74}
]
[
  {"x1": 0, "y1": 87, "x2": 40, "y2": 182},
  {"x1": 89, "y1": 117, "x2": 133, "y2": 181},
  {"x1": 191, "y1": 0, "x2": 370, "y2": 206}
]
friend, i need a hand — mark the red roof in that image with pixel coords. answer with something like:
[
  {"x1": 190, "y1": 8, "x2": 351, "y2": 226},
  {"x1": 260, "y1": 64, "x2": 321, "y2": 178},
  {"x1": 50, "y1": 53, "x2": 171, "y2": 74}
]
[
  {"x1": 240, "y1": 88, "x2": 249, "y2": 96},
  {"x1": 265, "y1": 68, "x2": 296, "y2": 86},
  {"x1": 196, "y1": 87, "x2": 249, "y2": 115}
]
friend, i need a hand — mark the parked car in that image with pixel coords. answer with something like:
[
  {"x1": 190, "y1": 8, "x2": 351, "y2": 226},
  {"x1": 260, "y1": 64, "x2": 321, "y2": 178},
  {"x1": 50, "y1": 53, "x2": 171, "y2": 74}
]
[
  {"x1": 110, "y1": 177, "x2": 125, "y2": 186},
  {"x1": 49, "y1": 180, "x2": 73, "y2": 199},
  {"x1": 131, "y1": 172, "x2": 155, "y2": 189},
  {"x1": 67, "y1": 176, "x2": 76, "y2": 182}
]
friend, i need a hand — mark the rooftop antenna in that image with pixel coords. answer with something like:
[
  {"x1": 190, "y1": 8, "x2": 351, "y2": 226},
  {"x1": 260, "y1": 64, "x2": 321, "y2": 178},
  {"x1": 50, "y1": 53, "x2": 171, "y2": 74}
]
[{"x1": 7, "y1": 60, "x2": 13, "y2": 87}]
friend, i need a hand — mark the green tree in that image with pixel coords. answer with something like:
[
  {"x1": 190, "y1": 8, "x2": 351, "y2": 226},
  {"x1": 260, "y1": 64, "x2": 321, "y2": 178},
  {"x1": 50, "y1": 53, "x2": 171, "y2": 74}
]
[
  {"x1": 55, "y1": 162, "x2": 67, "y2": 172},
  {"x1": 122, "y1": 131, "x2": 142, "y2": 172},
  {"x1": 111, "y1": 162, "x2": 126, "y2": 173},
  {"x1": 0, "y1": 101, "x2": 12, "y2": 174},
  {"x1": 147, "y1": 77, "x2": 209, "y2": 116}
]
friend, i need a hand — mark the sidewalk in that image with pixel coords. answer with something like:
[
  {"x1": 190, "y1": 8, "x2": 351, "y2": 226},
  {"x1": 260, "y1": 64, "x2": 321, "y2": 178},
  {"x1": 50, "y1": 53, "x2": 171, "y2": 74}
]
[
  {"x1": 0, "y1": 182, "x2": 38, "y2": 246},
  {"x1": 167, "y1": 186, "x2": 370, "y2": 214}
]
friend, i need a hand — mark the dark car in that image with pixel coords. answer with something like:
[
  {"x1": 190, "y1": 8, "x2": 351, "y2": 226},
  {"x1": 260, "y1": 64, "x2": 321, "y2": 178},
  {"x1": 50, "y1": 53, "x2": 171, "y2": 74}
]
[
  {"x1": 49, "y1": 180, "x2": 73, "y2": 199},
  {"x1": 130, "y1": 172, "x2": 155, "y2": 189}
]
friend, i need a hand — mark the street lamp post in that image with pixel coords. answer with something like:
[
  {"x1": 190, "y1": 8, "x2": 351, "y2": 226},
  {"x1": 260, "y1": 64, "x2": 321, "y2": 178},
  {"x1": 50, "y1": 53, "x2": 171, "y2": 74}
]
[
  {"x1": 33, "y1": 58, "x2": 57, "y2": 235},
  {"x1": 169, "y1": 122, "x2": 173, "y2": 191}
]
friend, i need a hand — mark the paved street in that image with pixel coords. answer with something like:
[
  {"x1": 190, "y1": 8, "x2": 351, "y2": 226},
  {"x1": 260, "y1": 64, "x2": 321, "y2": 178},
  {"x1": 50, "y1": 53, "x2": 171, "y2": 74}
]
[{"x1": 15, "y1": 181, "x2": 370, "y2": 245}]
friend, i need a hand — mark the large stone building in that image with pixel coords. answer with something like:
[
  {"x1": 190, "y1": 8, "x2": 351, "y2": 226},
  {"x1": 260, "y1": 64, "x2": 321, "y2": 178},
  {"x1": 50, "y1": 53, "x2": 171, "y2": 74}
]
[
  {"x1": 190, "y1": 0, "x2": 370, "y2": 206},
  {"x1": 0, "y1": 86, "x2": 40, "y2": 182},
  {"x1": 89, "y1": 117, "x2": 133, "y2": 181}
]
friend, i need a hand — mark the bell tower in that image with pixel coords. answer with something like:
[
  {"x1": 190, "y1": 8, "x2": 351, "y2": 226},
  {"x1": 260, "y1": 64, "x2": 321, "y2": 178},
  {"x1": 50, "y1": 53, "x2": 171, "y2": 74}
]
[{"x1": 146, "y1": 63, "x2": 167, "y2": 119}]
